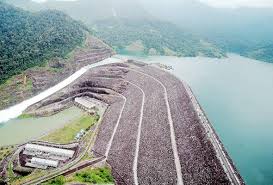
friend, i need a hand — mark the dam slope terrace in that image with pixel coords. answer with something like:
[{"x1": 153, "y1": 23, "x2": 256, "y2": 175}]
[{"x1": 12, "y1": 59, "x2": 245, "y2": 185}]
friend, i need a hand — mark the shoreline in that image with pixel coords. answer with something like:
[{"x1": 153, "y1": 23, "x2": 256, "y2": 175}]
[
  {"x1": 0, "y1": 57, "x2": 122, "y2": 124},
  {"x1": 0, "y1": 58, "x2": 245, "y2": 184},
  {"x1": 184, "y1": 82, "x2": 245, "y2": 184}
]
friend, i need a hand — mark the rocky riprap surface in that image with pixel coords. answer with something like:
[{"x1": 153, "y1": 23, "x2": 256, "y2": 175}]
[{"x1": 24, "y1": 61, "x2": 244, "y2": 185}]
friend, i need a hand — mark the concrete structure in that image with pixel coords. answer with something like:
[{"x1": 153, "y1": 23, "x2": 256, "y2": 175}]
[
  {"x1": 75, "y1": 97, "x2": 96, "y2": 111},
  {"x1": 25, "y1": 162, "x2": 47, "y2": 170},
  {"x1": 25, "y1": 157, "x2": 59, "y2": 169},
  {"x1": 74, "y1": 96, "x2": 107, "y2": 115},
  {"x1": 23, "y1": 144, "x2": 75, "y2": 161}
]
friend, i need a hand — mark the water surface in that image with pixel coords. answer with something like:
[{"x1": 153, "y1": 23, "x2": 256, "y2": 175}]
[
  {"x1": 0, "y1": 54, "x2": 272, "y2": 184},
  {"x1": 0, "y1": 107, "x2": 84, "y2": 146}
]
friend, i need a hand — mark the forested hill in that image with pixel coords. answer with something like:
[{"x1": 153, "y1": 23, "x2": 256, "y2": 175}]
[
  {"x1": 139, "y1": 0, "x2": 273, "y2": 63},
  {"x1": 8, "y1": 0, "x2": 226, "y2": 59},
  {"x1": 0, "y1": 2, "x2": 87, "y2": 84},
  {"x1": 92, "y1": 19, "x2": 226, "y2": 58}
]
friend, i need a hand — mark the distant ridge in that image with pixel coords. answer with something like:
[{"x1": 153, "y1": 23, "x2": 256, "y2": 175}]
[
  {"x1": 92, "y1": 19, "x2": 226, "y2": 58},
  {"x1": 8, "y1": 0, "x2": 226, "y2": 58}
]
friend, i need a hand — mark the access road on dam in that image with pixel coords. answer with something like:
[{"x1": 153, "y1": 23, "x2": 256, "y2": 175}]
[
  {"x1": 91, "y1": 62, "x2": 244, "y2": 185},
  {"x1": 19, "y1": 59, "x2": 244, "y2": 185}
]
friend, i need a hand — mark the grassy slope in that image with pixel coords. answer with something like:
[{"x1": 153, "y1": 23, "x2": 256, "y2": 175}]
[
  {"x1": 44, "y1": 166, "x2": 114, "y2": 185},
  {"x1": 40, "y1": 114, "x2": 99, "y2": 144},
  {"x1": 0, "y1": 145, "x2": 14, "y2": 161}
]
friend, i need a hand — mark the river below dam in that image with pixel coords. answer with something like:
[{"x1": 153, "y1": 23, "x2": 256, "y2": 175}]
[
  {"x1": 118, "y1": 54, "x2": 273, "y2": 185},
  {"x1": 0, "y1": 54, "x2": 272, "y2": 184},
  {"x1": 0, "y1": 107, "x2": 85, "y2": 146}
]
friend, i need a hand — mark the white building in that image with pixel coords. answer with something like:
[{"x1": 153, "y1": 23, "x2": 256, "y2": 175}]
[
  {"x1": 75, "y1": 97, "x2": 96, "y2": 110},
  {"x1": 25, "y1": 157, "x2": 59, "y2": 169},
  {"x1": 24, "y1": 144, "x2": 75, "y2": 161}
]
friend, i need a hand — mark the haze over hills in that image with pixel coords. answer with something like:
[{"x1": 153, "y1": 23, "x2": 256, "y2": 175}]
[
  {"x1": 7, "y1": 0, "x2": 225, "y2": 58},
  {"x1": 7, "y1": 0, "x2": 273, "y2": 62},
  {"x1": 92, "y1": 19, "x2": 225, "y2": 57},
  {"x1": 8, "y1": 0, "x2": 152, "y2": 23},
  {"x1": 139, "y1": 0, "x2": 273, "y2": 63}
]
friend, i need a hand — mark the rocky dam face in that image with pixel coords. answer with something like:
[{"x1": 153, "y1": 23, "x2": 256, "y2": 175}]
[{"x1": 23, "y1": 60, "x2": 244, "y2": 185}]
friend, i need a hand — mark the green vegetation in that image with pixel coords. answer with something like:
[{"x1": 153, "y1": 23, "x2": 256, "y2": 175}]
[
  {"x1": 43, "y1": 167, "x2": 114, "y2": 185},
  {"x1": 0, "y1": 35, "x2": 92, "y2": 110},
  {"x1": 81, "y1": 153, "x2": 93, "y2": 162},
  {"x1": 0, "y1": 2, "x2": 87, "y2": 84},
  {"x1": 0, "y1": 178, "x2": 5, "y2": 184},
  {"x1": 0, "y1": 145, "x2": 14, "y2": 161},
  {"x1": 18, "y1": 113, "x2": 34, "y2": 119},
  {"x1": 40, "y1": 114, "x2": 99, "y2": 144},
  {"x1": 0, "y1": 73, "x2": 33, "y2": 109},
  {"x1": 212, "y1": 39, "x2": 273, "y2": 63},
  {"x1": 0, "y1": 146, "x2": 17, "y2": 183},
  {"x1": 7, "y1": 159, "x2": 15, "y2": 180},
  {"x1": 73, "y1": 167, "x2": 114, "y2": 184},
  {"x1": 43, "y1": 176, "x2": 66, "y2": 185},
  {"x1": 12, "y1": 169, "x2": 47, "y2": 185},
  {"x1": 92, "y1": 19, "x2": 226, "y2": 58}
]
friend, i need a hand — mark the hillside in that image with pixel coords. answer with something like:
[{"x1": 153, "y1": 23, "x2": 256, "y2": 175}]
[
  {"x1": 8, "y1": 0, "x2": 225, "y2": 58},
  {"x1": 0, "y1": 2, "x2": 114, "y2": 110},
  {"x1": 0, "y1": 2, "x2": 87, "y2": 84},
  {"x1": 92, "y1": 19, "x2": 226, "y2": 58},
  {"x1": 139, "y1": 0, "x2": 273, "y2": 63}
]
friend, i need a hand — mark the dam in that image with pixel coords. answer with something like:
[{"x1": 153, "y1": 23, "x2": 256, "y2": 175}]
[{"x1": 0, "y1": 59, "x2": 244, "y2": 184}]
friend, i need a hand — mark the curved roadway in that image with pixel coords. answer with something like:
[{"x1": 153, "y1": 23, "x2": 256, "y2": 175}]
[
  {"x1": 94, "y1": 63, "x2": 242, "y2": 185},
  {"x1": 94, "y1": 67, "x2": 184, "y2": 184},
  {"x1": 21, "y1": 61, "x2": 242, "y2": 185}
]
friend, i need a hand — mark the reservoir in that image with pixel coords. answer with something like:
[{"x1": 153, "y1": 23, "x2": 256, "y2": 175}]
[
  {"x1": 118, "y1": 54, "x2": 273, "y2": 185},
  {"x1": 0, "y1": 54, "x2": 272, "y2": 185}
]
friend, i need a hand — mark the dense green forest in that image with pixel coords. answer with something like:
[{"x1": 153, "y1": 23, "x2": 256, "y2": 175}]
[
  {"x1": 92, "y1": 19, "x2": 226, "y2": 58},
  {"x1": 0, "y1": 2, "x2": 87, "y2": 84},
  {"x1": 8, "y1": 0, "x2": 273, "y2": 63},
  {"x1": 8, "y1": 0, "x2": 226, "y2": 59},
  {"x1": 212, "y1": 39, "x2": 273, "y2": 63}
]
